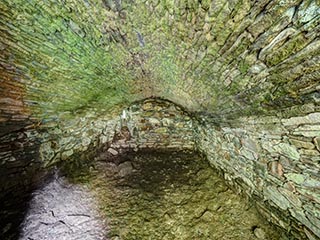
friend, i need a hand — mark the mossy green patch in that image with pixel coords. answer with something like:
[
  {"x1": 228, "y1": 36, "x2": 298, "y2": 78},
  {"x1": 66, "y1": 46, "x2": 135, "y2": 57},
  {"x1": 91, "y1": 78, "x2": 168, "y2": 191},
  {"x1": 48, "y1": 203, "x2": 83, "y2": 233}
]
[{"x1": 266, "y1": 33, "x2": 309, "y2": 66}]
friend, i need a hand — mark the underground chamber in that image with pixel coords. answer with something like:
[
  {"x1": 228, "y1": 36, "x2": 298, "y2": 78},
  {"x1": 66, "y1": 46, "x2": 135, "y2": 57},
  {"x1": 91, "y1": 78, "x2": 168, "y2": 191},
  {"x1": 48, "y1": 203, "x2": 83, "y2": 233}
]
[
  {"x1": 1, "y1": 0, "x2": 320, "y2": 239},
  {"x1": 2, "y1": 99, "x2": 316, "y2": 239}
]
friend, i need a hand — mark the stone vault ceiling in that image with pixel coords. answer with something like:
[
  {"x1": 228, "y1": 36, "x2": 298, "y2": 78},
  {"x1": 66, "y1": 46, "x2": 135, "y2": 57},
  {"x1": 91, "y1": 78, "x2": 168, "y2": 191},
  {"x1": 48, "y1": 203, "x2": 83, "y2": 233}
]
[{"x1": 0, "y1": 0, "x2": 319, "y2": 133}]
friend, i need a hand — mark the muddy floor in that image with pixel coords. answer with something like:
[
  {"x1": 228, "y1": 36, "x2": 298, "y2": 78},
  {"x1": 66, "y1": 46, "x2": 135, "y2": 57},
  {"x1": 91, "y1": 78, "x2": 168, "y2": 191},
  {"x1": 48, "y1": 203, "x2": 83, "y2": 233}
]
[{"x1": 74, "y1": 150, "x2": 287, "y2": 240}]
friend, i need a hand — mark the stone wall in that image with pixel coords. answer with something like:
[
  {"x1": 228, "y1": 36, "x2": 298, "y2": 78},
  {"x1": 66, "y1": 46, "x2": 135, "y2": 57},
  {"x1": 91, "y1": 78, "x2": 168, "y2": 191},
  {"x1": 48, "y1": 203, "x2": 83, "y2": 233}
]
[
  {"x1": 126, "y1": 99, "x2": 194, "y2": 150},
  {"x1": 1, "y1": 0, "x2": 319, "y2": 120},
  {"x1": 36, "y1": 98, "x2": 195, "y2": 169},
  {"x1": 0, "y1": 125, "x2": 42, "y2": 237},
  {"x1": 196, "y1": 105, "x2": 320, "y2": 239},
  {"x1": 0, "y1": 110, "x2": 118, "y2": 191},
  {"x1": 105, "y1": 99, "x2": 195, "y2": 154},
  {"x1": 38, "y1": 111, "x2": 119, "y2": 166}
]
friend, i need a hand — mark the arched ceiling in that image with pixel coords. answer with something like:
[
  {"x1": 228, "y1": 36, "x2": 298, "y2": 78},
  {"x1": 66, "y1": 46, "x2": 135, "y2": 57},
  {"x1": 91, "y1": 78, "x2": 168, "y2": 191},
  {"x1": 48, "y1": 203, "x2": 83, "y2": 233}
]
[{"x1": 0, "y1": 0, "x2": 319, "y2": 132}]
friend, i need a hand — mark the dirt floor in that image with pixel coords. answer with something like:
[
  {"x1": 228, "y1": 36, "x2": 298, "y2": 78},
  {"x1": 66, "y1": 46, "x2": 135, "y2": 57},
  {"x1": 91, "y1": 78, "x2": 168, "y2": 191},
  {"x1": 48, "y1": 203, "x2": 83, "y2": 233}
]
[{"x1": 19, "y1": 150, "x2": 289, "y2": 240}]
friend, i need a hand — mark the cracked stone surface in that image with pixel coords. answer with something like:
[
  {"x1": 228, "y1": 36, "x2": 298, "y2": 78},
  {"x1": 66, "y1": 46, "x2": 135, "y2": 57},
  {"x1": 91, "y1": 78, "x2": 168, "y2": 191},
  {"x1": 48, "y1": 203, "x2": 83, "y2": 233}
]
[{"x1": 19, "y1": 172, "x2": 106, "y2": 240}]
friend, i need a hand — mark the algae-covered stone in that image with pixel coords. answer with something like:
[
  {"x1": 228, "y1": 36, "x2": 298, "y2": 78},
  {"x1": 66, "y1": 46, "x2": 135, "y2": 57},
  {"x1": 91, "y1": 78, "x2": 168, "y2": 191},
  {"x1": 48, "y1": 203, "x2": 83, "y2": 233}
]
[
  {"x1": 297, "y1": 1, "x2": 320, "y2": 24},
  {"x1": 278, "y1": 187, "x2": 302, "y2": 208},
  {"x1": 282, "y1": 113, "x2": 320, "y2": 126},
  {"x1": 293, "y1": 125, "x2": 320, "y2": 137},
  {"x1": 254, "y1": 227, "x2": 266, "y2": 239},
  {"x1": 303, "y1": 178, "x2": 320, "y2": 189},
  {"x1": 148, "y1": 118, "x2": 161, "y2": 126}
]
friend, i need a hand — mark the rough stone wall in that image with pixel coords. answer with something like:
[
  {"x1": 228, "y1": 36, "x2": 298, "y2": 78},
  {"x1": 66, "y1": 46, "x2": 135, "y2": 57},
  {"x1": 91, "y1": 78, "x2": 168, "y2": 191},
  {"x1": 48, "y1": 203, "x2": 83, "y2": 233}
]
[
  {"x1": 0, "y1": 97, "x2": 194, "y2": 204},
  {"x1": 1, "y1": 0, "x2": 319, "y2": 164},
  {"x1": 109, "y1": 0, "x2": 320, "y2": 116},
  {"x1": 38, "y1": 111, "x2": 119, "y2": 166},
  {"x1": 196, "y1": 105, "x2": 320, "y2": 239},
  {"x1": 110, "y1": 99, "x2": 194, "y2": 151},
  {"x1": 1, "y1": 0, "x2": 319, "y2": 119},
  {"x1": 0, "y1": 110, "x2": 119, "y2": 187},
  {"x1": 38, "y1": 99, "x2": 195, "y2": 167},
  {"x1": 0, "y1": 129, "x2": 42, "y2": 231}
]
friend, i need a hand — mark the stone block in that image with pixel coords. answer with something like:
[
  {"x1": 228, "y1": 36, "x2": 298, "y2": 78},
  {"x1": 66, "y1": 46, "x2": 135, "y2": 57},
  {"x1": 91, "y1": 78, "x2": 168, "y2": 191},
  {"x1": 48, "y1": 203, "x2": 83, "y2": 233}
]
[
  {"x1": 39, "y1": 142, "x2": 55, "y2": 162},
  {"x1": 274, "y1": 143, "x2": 300, "y2": 160},
  {"x1": 263, "y1": 185, "x2": 291, "y2": 210},
  {"x1": 240, "y1": 148, "x2": 257, "y2": 160},
  {"x1": 107, "y1": 148, "x2": 118, "y2": 156},
  {"x1": 302, "y1": 178, "x2": 320, "y2": 189},
  {"x1": 289, "y1": 139, "x2": 315, "y2": 149},
  {"x1": 290, "y1": 208, "x2": 320, "y2": 238},
  {"x1": 285, "y1": 173, "x2": 305, "y2": 184},
  {"x1": 299, "y1": 149, "x2": 320, "y2": 156},
  {"x1": 278, "y1": 187, "x2": 302, "y2": 208},
  {"x1": 268, "y1": 161, "x2": 284, "y2": 177},
  {"x1": 282, "y1": 113, "x2": 320, "y2": 126},
  {"x1": 297, "y1": 0, "x2": 320, "y2": 24},
  {"x1": 293, "y1": 125, "x2": 320, "y2": 137}
]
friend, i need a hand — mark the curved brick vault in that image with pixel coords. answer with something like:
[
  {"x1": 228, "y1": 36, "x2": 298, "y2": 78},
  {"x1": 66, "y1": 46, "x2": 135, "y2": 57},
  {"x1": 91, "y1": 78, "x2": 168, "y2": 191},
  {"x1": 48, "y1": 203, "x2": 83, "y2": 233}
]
[{"x1": 0, "y1": 0, "x2": 319, "y2": 239}]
